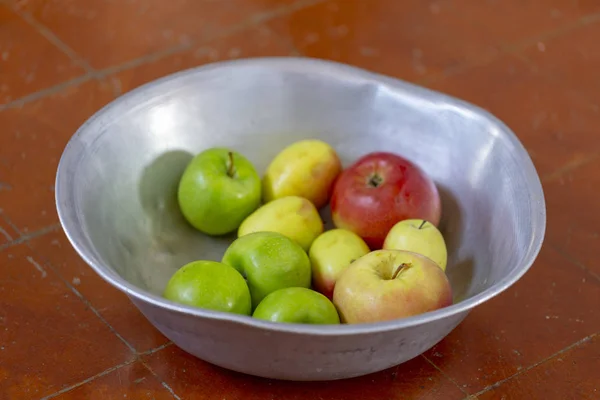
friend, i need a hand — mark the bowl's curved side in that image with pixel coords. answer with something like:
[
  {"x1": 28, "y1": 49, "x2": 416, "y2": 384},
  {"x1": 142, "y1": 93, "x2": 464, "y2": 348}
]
[
  {"x1": 132, "y1": 297, "x2": 469, "y2": 381},
  {"x1": 56, "y1": 56, "x2": 546, "y2": 339}
]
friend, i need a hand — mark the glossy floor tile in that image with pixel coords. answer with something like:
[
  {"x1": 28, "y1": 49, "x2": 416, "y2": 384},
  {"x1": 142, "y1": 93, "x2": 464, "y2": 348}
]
[
  {"x1": 0, "y1": 4, "x2": 85, "y2": 105},
  {"x1": 112, "y1": 25, "x2": 293, "y2": 94},
  {"x1": 14, "y1": 0, "x2": 304, "y2": 69},
  {"x1": 1, "y1": 0, "x2": 599, "y2": 398},
  {"x1": 28, "y1": 230, "x2": 170, "y2": 353},
  {"x1": 522, "y1": 15, "x2": 600, "y2": 91},
  {"x1": 428, "y1": 53, "x2": 600, "y2": 178},
  {"x1": 543, "y1": 158, "x2": 600, "y2": 277},
  {"x1": 449, "y1": 0, "x2": 600, "y2": 44},
  {"x1": 423, "y1": 244, "x2": 600, "y2": 394},
  {"x1": 52, "y1": 361, "x2": 176, "y2": 400},
  {"x1": 478, "y1": 334, "x2": 600, "y2": 400},
  {"x1": 0, "y1": 79, "x2": 115, "y2": 233},
  {"x1": 0, "y1": 243, "x2": 134, "y2": 398},
  {"x1": 267, "y1": 0, "x2": 500, "y2": 81},
  {"x1": 143, "y1": 345, "x2": 466, "y2": 400}
]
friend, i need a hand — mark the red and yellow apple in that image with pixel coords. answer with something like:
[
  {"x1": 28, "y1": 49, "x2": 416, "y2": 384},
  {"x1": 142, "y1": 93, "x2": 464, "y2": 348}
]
[
  {"x1": 330, "y1": 152, "x2": 441, "y2": 249},
  {"x1": 308, "y1": 229, "x2": 370, "y2": 299},
  {"x1": 332, "y1": 249, "x2": 453, "y2": 324}
]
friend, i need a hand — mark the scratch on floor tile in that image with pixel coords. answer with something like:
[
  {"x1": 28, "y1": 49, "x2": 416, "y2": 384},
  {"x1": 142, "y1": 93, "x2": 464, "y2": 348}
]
[{"x1": 26, "y1": 256, "x2": 47, "y2": 278}]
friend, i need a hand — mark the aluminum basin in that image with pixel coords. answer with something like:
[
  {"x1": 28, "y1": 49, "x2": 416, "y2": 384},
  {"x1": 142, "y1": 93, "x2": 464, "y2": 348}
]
[{"x1": 55, "y1": 57, "x2": 546, "y2": 381}]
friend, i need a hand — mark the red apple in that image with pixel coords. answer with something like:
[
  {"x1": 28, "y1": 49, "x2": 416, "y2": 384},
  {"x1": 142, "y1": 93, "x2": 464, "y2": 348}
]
[{"x1": 330, "y1": 152, "x2": 441, "y2": 249}]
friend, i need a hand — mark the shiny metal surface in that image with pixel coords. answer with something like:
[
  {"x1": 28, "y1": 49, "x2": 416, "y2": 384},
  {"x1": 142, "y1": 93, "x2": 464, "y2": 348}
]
[{"x1": 55, "y1": 57, "x2": 546, "y2": 381}]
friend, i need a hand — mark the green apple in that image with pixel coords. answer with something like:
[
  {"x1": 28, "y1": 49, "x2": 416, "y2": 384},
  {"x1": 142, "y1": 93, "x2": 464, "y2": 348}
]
[
  {"x1": 222, "y1": 231, "x2": 312, "y2": 308},
  {"x1": 253, "y1": 287, "x2": 340, "y2": 325},
  {"x1": 163, "y1": 260, "x2": 251, "y2": 316},
  {"x1": 308, "y1": 229, "x2": 370, "y2": 299},
  {"x1": 178, "y1": 147, "x2": 261, "y2": 236},
  {"x1": 383, "y1": 219, "x2": 447, "y2": 271},
  {"x1": 333, "y1": 250, "x2": 453, "y2": 324},
  {"x1": 237, "y1": 196, "x2": 323, "y2": 251}
]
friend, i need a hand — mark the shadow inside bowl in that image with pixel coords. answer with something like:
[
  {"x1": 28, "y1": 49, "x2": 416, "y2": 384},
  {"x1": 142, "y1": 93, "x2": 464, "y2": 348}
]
[
  {"x1": 96, "y1": 149, "x2": 483, "y2": 304},
  {"x1": 86, "y1": 149, "x2": 238, "y2": 295},
  {"x1": 437, "y1": 184, "x2": 474, "y2": 303}
]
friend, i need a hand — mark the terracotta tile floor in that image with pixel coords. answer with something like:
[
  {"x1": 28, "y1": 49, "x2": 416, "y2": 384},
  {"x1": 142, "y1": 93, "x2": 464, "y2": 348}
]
[{"x1": 1, "y1": 0, "x2": 599, "y2": 398}]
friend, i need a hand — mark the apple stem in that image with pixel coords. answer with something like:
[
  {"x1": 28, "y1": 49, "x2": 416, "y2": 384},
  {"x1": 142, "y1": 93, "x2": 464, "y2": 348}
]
[
  {"x1": 368, "y1": 174, "x2": 383, "y2": 188},
  {"x1": 227, "y1": 151, "x2": 235, "y2": 177},
  {"x1": 419, "y1": 220, "x2": 427, "y2": 229},
  {"x1": 392, "y1": 263, "x2": 412, "y2": 279}
]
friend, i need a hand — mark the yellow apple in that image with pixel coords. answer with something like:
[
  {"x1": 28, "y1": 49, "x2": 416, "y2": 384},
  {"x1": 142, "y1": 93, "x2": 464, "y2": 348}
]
[
  {"x1": 262, "y1": 139, "x2": 342, "y2": 209},
  {"x1": 238, "y1": 196, "x2": 323, "y2": 251},
  {"x1": 333, "y1": 250, "x2": 453, "y2": 324},
  {"x1": 383, "y1": 219, "x2": 447, "y2": 271},
  {"x1": 308, "y1": 229, "x2": 370, "y2": 299}
]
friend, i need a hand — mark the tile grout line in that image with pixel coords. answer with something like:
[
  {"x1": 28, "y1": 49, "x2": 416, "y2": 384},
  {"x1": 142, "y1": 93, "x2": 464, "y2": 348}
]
[
  {"x1": 1, "y1": 212, "x2": 142, "y2": 357},
  {"x1": 261, "y1": 25, "x2": 302, "y2": 57},
  {"x1": 39, "y1": 340, "x2": 177, "y2": 399},
  {"x1": 0, "y1": 213, "x2": 16, "y2": 241},
  {"x1": 0, "y1": 74, "x2": 93, "y2": 111},
  {"x1": 0, "y1": 222, "x2": 61, "y2": 251},
  {"x1": 23, "y1": 234, "x2": 182, "y2": 399},
  {"x1": 250, "y1": 0, "x2": 328, "y2": 57},
  {"x1": 39, "y1": 359, "x2": 137, "y2": 400},
  {"x1": 417, "y1": 0, "x2": 512, "y2": 86},
  {"x1": 550, "y1": 244, "x2": 600, "y2": 283},
  {"x1": 139, "y1": 341, "x2": 174, "y2": 356},
  {"x1": 12, "y1": 7, "x2": 95, "y2": 75},
  {"x1": 421, "y1": 354, "x2": 470, "y2": 396},
  {"x1": 0, "y1": 226, "x2": 13, "y2": 242},
  {"x1": 95, "y1": 41, "x2": 194, "y2": 78},
  {"x1": 95, "y1": 0, "x2": 327, "y2": 78},
  {"x1": 504, "y1": 11, "x2": 600, "y2": 55},
  {"x1": 0, "y1": 0, "x2": 326, "y2": 111},
  {"x1": 246, "y1": 0, "x2": 327, "y2": 27},
  {"x1": 0, "y1": 215, "x2": 178, "y2": 364},
  {"x1": 541, "y1": 151, "x2": 600, "y2": 183},
  {"x1": 423, "y1": 3, "x2": 600, "y2": 122},
  {"x1": 441, "y1": 0, "x2": 600, "y2": 57},
  {"x1": 23, "y1": 240, "x2": 139, "y2": 355},
  {"x1": 38, "y1": 336, "x2": 175, "y2": 398},
  {"x1": 1, "y1": 205, "x2": 176, "y2": 395},
  {"x1": 105, "y1": 75, "x2": 123, "y2": 97},
  {"x1": 471, "y1": 333, "x2": 598, "y2": 398},
  {"x1": 422, "y1": 9, "x2": 600, "y2": 87},
  {"x1": 416, "y1": 11, "x2": 600, "y2": 184},
  {"x1": 141, "y1": 360, "x2": 183, "y2": 400}
]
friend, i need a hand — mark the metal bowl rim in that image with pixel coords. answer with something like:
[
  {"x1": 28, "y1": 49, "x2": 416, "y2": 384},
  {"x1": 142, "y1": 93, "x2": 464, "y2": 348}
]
[{"x1": 55, "y1": 56, "x2": 547, "y2": 336}]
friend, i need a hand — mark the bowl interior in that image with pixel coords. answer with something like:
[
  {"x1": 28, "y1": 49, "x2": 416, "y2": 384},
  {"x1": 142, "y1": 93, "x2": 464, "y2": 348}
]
[{"x1": 59, "y1": 58, "x2": 545, "y2": 310}]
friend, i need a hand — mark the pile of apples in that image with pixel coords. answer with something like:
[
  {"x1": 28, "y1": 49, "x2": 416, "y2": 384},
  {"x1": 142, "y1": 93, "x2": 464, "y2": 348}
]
[{"x1": 163, "y1": 140, "x2": 453, "y2": 325}]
